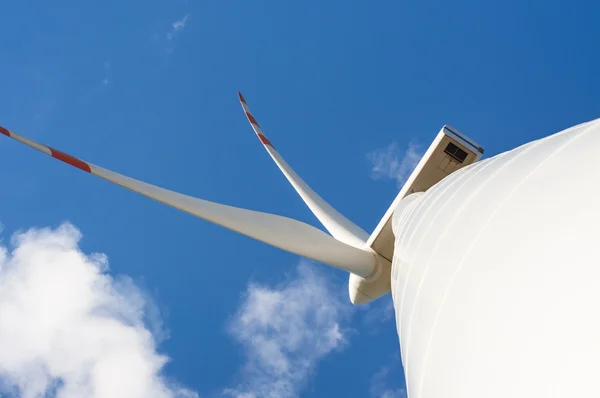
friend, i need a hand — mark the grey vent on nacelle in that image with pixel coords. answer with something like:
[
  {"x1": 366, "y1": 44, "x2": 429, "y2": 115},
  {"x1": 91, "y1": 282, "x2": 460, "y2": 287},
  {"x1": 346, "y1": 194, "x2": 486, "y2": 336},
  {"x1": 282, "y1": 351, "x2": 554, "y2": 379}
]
[{"x1": 444, "y1": 142, "x2": 468, "y2": 163}]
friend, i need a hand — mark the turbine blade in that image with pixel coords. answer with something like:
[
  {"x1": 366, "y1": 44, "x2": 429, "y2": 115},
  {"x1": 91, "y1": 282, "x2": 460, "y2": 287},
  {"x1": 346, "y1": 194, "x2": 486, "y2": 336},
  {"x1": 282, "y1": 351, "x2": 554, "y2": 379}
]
[
  {"x1": 238, "y1": 92, "x2": 368, "y2": 249},
  {"x1": 0, "y1": 126, "x2": 377, "y2": 278}
]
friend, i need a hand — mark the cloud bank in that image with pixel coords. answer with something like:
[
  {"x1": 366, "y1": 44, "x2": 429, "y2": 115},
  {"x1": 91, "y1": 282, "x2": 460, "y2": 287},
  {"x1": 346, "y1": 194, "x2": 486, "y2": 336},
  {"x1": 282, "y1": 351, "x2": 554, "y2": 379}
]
[
  {"x1": 224, "y1": 262, "x2": 352, "y2": 398},
  {"x1": 0, "y1": 222, "x2": 391, "y2": 397},
  {"x1": 368, "y1": 142, "x2": 422, "y2": 188},
  {"x1": 0, "y1": 223, "x2": 196, "y2": 398}
]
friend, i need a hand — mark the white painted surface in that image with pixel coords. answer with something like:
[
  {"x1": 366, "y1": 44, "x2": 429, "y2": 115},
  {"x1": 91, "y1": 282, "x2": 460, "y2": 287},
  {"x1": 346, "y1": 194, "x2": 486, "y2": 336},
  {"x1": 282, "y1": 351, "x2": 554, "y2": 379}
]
[{"x1": 391, "y1": 118, "x2": 600, "y2": 397}]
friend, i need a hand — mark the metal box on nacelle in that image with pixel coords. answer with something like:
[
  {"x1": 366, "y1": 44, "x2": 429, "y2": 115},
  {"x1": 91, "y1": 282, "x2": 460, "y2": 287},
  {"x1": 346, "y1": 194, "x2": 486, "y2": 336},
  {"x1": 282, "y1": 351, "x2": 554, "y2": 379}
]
[
  {"x1": 349, "y1": 126, "x2": 484, "y2": 304},
  {"x1": 369, "y1": 125, "x2": 484, "y2": 262}
]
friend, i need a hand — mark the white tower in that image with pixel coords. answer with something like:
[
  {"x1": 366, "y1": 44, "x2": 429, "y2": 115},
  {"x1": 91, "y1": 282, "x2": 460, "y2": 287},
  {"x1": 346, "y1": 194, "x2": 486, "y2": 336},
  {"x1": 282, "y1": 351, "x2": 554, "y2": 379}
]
[{"x1": 390, "y1": 119, "x2": 600, "y2": 397}]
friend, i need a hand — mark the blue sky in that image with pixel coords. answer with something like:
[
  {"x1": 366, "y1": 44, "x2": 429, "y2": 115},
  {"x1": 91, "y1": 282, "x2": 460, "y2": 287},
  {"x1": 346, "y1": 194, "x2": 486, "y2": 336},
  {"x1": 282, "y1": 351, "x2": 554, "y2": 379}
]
[{"x1": 0, "y1": 0, "x2": 598, "y2": 397}]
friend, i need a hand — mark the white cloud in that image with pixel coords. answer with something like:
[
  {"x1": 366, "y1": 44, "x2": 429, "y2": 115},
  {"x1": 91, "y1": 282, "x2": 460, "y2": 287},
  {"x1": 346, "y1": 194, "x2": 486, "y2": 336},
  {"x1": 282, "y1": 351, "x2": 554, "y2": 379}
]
[
  {"x1": 224, "y1": 262, "x2": 352, "y2": 398},
  {"x1": 370, "y1": 365, "x2": 407, "y2": 398},
  {"x1": 367, "y1": 142, "x2": 423, "y2": 188},
  {"x1": 0, "y1": 222, "x2": 197, "y2": 398},
  {"x1": 167, "y1": 14, "x2": 189, "y2": 41}
]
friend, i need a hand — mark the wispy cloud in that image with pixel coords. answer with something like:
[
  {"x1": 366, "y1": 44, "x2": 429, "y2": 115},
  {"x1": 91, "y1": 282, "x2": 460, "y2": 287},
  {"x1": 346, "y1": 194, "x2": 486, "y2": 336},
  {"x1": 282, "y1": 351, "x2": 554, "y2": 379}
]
[
  {"x1": 370, "y1": 364, "x2": 407, "y2": 398},
  {"x1": 367, "y1": 141, "x2": 423, "y2": 188},
  {"x1": 361, "y1": 295, "x2": 395, "y2": 327},
  {"x1": 224, "y1": 262, "x2": 353, "y2": 398},
  {"x1": 102, "y1": 62, "x2": 110, "y2": 86},
  {"x1": 0, "y1": 222, "x2": 196, "y2": 398},
  {"x1": 167, "y1": 14, "x2": 189, "y2": 41}
]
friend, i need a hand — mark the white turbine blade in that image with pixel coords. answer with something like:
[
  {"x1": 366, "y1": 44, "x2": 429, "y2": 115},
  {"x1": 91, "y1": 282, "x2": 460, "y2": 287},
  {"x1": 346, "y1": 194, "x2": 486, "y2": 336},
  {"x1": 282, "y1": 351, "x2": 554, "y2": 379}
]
[
  {"x1": 0, "y1": 126, "x2": 377, "y2": 278},
  {"x1": 238, "y1": 92, "x2": 368, "y2": 249}
]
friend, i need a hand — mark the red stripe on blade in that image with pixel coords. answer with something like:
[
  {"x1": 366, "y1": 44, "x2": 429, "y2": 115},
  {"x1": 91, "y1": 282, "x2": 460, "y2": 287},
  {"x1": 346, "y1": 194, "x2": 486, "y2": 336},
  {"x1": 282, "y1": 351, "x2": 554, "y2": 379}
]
[
  {"x1": 246, "y1": 112, "x2": 260, "y2": 127},
  {"x1": 0, "y1": 126, "x2": 10, "y2": 137},
  {"x1": 257, "y1": 133, "x2": 274, "y2": 148},
  {"x1": 238, "y1": 92, "x2": 246, "y2": 104},
  {"x1": 49, "y1": 148, "x2": 91, "y2": 173}
]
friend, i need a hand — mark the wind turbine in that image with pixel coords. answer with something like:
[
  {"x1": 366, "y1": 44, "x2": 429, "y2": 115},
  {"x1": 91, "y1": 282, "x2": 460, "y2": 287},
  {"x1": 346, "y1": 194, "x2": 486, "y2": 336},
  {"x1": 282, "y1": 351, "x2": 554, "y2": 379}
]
[
  {"x1": 3, "y1": 94, "x2": 600, "y2": 398},
  {"x1": 0, "y1": 93, "x2": 482, "y2": 305}
]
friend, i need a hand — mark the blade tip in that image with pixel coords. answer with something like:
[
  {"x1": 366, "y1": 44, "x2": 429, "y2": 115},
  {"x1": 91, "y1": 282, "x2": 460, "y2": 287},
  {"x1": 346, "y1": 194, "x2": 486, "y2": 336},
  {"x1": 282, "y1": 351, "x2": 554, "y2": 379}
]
[
  {"x1": 0, "y1": 126, "x2": 10, "y2": 137},
  {"x1": 236, "y1": 93, "x2": 274, "y2": 149}
]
